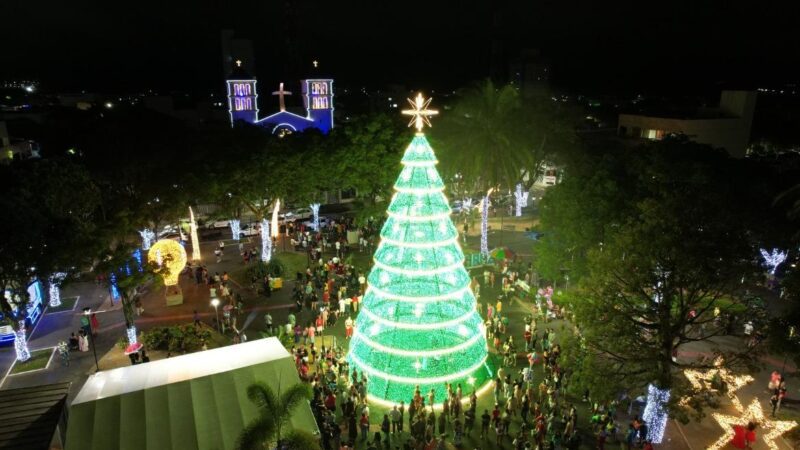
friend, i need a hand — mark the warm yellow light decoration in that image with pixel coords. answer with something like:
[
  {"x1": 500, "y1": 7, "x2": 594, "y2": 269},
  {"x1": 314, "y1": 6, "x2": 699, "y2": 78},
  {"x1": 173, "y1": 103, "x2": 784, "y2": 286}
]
[
  {"x1": 683, "y1": 358, "x2": 797, "y2": 450},
  {"x1": 148, "y1": 239, "x2": 187, "y2": 286},
  {"x1": 707, "y1": 399, "x2": 797, "y2": 450},
  {"x1": 401, "y1": 93, "x2": 438, "y2": 131},
  {"x1": 271, "y1": 199, "x2": 280, "y2": 237},
  {"x1": 189, "y1": 206, "x2": 201, "y2": 262},
  {"x1": 681, "y1": 357, "x2": 753, "y2": 410}
]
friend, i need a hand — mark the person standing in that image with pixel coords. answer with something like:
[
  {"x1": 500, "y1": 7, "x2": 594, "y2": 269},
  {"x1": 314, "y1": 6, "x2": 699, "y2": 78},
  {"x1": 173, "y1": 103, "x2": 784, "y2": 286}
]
[
  {"x1": 90, "y1": 313, "x2": 100, "y2": 336},
  {"x1": 78, "y1": 330, "x2": 89, "y2": 352},
  {"x1": 360, "y1": 413, "x2": 370, "y2": 442},
  {"x1": 390, "y1": 406, "x2": 401, "y2": 434}
]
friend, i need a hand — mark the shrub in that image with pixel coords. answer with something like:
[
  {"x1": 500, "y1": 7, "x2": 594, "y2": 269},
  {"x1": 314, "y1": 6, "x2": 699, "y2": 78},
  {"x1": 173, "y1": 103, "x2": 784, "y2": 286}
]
[
  {"x1": 140, "y1": 324, "x2": 212, "y2": 354},
  {"x1": 246, "y1": 258, "x2": 287, "y2": 280}
]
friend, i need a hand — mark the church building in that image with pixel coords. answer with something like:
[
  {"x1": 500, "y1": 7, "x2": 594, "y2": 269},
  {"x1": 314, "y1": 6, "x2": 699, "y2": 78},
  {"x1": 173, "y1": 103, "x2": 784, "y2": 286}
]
[{"x1": 226, "y1": 60, "x2": 334, "y2": 135}]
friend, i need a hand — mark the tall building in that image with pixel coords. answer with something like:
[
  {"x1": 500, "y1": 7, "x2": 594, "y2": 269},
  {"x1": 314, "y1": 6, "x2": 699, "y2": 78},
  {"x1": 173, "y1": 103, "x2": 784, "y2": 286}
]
[{"x1": 618, "y1": 90, "x2": 757, "y2": 158}]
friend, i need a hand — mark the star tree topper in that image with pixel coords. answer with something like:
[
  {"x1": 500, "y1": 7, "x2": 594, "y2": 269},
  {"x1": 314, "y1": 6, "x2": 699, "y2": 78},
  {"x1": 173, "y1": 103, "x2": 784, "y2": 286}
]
[{"x1": 402, "y1": 93, "x2": 438, "y2": 132}]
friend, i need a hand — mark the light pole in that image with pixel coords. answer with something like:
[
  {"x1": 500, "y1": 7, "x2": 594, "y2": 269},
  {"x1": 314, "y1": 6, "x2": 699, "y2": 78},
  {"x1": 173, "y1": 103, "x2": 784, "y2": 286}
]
[
  {"x1": 83, "y1": 309, "x2": 100, "y2": 372},
  {"x1": 210, "y1": 298, "x2": 221, "y2": 333}
]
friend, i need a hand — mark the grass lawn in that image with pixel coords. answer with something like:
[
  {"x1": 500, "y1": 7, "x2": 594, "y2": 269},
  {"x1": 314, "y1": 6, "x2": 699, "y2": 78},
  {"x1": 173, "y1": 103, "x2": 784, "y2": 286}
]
[
  {"x1": 10, "y1": 348, "x2": 55, "y2": 374},
  {"x1": 45, "y1": 296, "x2": 79, "y2": 314}
]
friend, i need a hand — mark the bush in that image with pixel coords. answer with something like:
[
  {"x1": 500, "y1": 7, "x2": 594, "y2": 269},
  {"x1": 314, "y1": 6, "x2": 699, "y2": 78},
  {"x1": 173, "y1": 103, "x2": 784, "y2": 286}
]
[
  {"x1": 246, "y1": 258, "x2": 287, "y2": 280},
  {"x1": 140, "y1": 324, "x2": 212, "y2": 354}
]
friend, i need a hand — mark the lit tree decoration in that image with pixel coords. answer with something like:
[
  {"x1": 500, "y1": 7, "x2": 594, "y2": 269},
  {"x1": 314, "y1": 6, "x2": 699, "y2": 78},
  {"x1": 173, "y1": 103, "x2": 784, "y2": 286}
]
[
  {"x1": 682, "y1": 357, "x2": 753, "y2": 410},
  {"x1": 260, "y1": 218, "x2": 272, "y2": 261},
  {"x1": 138, "y1": 228, "x2": 155, "y2": 251},
  {"x1": 48, "y1": 272, "x2": 67, "y2": 307},
  {"x1": 229, "y1": 219, "x2": 241, "y2": 241},
  {"x1": 479, "y1": 189, "x2": 493, "y2": 258},
  {"x1": 271, "y1": 200, "x2": 281, "y2": 237},
  {"x1": 760, "y1": 248, "x2": 788, "y2": 275},
  {"x1": 109, "y1": 272, "x2": 120, "y2": 301},
  {"x1": 126, "y1": 326, "x2": 138, "y2": 345},
  {"x1": 310, "y1": 203, "x2": 321, "y2": 232},
  {"x1": 189, "y1": 207, "x2": 201, "y2": 262},
  {"x1": 642, "y1": 384, "x2": 671, "y2": 444},
  {"x1": 14, "y1": 321, "x2": 30, "y2": 362},
  {"x1": 346, "y1": 93, "x2": 492, "y2": 406},
  {"x1": 461, "y1": 197, "x2": 473, "y2": 211},
  {"x1": 514, "y1": 183, "x2": 529, "y2": 217}
]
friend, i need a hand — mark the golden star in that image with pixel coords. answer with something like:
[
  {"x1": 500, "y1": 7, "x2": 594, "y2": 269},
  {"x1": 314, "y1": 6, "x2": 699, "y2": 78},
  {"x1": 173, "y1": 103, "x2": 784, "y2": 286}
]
[
  {"x1": 401, "y1": 93, "x2": 438, "y2": 132},
  {"x1": 681, "y1": 357, "x2": 754, "y2": 409},
  {"x1": 708, "y1": 398, "x2": 797, "y2": 450}
]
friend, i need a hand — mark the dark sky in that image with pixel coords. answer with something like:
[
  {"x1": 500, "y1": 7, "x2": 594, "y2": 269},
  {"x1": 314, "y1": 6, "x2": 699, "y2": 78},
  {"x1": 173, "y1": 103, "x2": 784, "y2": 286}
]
[{"x1": 2, "y1": 0, "x2": 798, "y2": 95}]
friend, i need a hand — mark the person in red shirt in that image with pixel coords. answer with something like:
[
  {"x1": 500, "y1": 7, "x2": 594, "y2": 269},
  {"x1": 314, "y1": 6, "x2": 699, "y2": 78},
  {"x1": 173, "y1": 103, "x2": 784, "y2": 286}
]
[{"x1": 731, "y1": 422, "x2": 757, "y2": 449}]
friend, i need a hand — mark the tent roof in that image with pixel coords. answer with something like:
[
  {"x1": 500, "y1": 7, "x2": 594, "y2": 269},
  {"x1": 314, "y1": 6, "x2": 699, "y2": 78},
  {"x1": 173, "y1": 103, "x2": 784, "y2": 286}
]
[
  {"x1": 0, "y1": 382, "x2": 70, "y2": 450},
  {"x1": 66, "y1": 337, "x2": 317, "y2": 450}
]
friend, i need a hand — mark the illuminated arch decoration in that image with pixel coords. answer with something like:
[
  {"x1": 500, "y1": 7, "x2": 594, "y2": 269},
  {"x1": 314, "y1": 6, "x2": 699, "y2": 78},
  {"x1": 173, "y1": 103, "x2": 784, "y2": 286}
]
[
  {"x1": 346, "y1": 94, "x2": 493, "y2": 406},
  {"x1": 147, "y1": 239, "x2": 188, "y2": 286}
]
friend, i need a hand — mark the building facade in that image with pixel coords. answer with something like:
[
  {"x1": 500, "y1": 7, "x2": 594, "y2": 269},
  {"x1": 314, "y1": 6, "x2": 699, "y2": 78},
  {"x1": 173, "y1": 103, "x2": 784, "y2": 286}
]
[{"x1": 618, "y1": 90, "x2": 757, "y2": 158}]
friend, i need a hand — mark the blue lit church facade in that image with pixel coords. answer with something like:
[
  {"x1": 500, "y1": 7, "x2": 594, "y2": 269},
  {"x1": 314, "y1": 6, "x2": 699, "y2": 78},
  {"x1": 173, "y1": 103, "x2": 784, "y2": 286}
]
[{"x1": 226, "y1": 65, "x2": 333, "y2": 135}]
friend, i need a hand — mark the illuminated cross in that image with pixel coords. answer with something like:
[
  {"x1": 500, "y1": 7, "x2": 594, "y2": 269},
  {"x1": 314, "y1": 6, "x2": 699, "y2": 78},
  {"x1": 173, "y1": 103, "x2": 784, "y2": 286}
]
[
  {"x1": 312, "y1": 60, "x2": 319, "y2": 68},
  {"x1": 272, "y1": 82, "x2": 292, "y2": 112},
  {"x1": 235, "y1": 59, "x2": 242, "y2": 67},
  {"x1": 402, "y1": 93, "x2": 438, "y2": 132}
]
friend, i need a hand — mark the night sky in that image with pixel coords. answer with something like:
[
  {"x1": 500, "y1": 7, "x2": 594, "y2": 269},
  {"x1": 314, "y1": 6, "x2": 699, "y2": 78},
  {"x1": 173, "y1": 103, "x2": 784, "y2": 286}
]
[{"x1": 3, "y1": 0, "x2": 798, "y2": 95}]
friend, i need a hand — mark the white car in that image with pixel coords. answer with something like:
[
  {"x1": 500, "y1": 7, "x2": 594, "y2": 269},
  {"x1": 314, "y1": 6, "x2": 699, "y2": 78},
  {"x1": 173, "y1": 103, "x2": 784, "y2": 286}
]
[
  {"x1": 302, "y1": 216, "x2": 332, "y2": 229},
  {"x1": 239, "y1": 223, "x2": 261, "y2": 237},
  {"x1": 157, "y1": 224, "x2": 178, "y2": 238},
  {"x1": 280, "y1": 207, "x2": 314, "y2": 221},
  {"x1": 206, "y1": 220, "x2": 230, "y2": 229}
]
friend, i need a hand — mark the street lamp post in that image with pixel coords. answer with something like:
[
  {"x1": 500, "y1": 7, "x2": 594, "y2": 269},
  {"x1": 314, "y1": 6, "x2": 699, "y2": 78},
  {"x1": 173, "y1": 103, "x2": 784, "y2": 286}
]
[
  {"x1": 84, "y1": 309, "x2": 100, "y2": 372},
  {"x1": 210, "y1": 298, "x2": 221, "y2": 333}
]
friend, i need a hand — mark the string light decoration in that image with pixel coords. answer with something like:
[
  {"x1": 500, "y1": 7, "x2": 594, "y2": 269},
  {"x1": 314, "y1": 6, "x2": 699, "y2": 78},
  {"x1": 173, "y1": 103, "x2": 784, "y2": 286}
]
[
  {"x1": 514, "y1": 183, "x2": 529, "y2": 217},
  {"x1": 109, "y1": 273, "x2": 120, "y2": 301},
  {"x1": 14, "y1": 321, "x2": 30, "y2": 362},
  {"x1": 479, "y1": 189, "x2": 493, "y2": 258},
  {"x1": 708, "y1": 399, "x2": 797, "y2": 450},
  {"x1": 189, "y1": 207, "x2": 201, "y2": 262},
  {"x1": 682, "y1": 358, "x2": 797, "y2": 450},
  {"x1": 139, "y1": 228, "x2": 155, "y2": 251},
  {"x1": 48, "y1": 272, "x2": 67, "y2": 307},
  {"x1": 260, "y1": 218, "x2": 272, "y2": 261},
  {"x1": 147, "y1": 239, "x2": 188, "y2": 286},
  {"x1": 271, "y1": 200, "x2": 281, "y2": 237},
  {"x1": 229, "y1": 219, "x2": 241, "y2": 241},
  {"x1": 310, "y1": 203, "x2": 321, "y2": 232},
  {"x1": 126, "y1": 326, "x2": 138, "y2": 345},
  {"x1": 641, "y1": 384, "x2": 671, "y2": 444},
  {"x1": 760, "y1": 248, "x2": 788, "y2": 275},
  {"x1": 346, "y1": 94, "x2": 492, "y2": 406}
]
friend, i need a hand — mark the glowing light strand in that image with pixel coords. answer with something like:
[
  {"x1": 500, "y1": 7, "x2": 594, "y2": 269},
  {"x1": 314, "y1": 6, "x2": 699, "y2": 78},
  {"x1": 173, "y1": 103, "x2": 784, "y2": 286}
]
[
  {"x1": 260, "y1": 218, "x2": 272, "y2": 261},
  {"x1": 760, "y1": 248, "x2": 788, "y2": 275},
  {"x1": 350, "y1": 351, "x2": 487, "y2": 385},
  {"x1": 352, "y1": 329, "x2": 483, "y2": 357},
  {"x1": 139, "y1": 228, "x2": 155, "y2": 251},
  {"x1": 229, "y1": 219, "x2": 241, "y2": 241},
  {"x1": 360, "y1": 305, "x2": 476, "y2": 330},
  {"x1": 514, "y1": 183, "x2": 529, "y2": 217},
  {"x1": 310, "y1": 203, "x2": 321, "y2": 232},
  {"x1": 14, "y1": 322, "x2": 30, "y2": 362},
  {"x1": 48, "y1": 272, "x2": 67, "y2": 307},
  {"x1": 480, "y1": 190, "x2": 492, "y2": 258},
  {"x1": 641, "y1": 384, "x2": 670, "y2": 444}
]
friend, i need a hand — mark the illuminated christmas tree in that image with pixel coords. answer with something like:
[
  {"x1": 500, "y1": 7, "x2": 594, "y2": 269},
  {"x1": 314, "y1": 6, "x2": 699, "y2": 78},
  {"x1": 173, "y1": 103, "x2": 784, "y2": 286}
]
[{"x1": 347, "y1": 94, "x2": 493, "y2": 405}]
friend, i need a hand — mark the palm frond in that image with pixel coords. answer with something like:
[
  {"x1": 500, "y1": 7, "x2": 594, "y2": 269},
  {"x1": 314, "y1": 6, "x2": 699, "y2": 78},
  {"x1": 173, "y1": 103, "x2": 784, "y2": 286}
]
[
  {"x1": 278, "y1": 383, "x2": 312, "y2": 421},
  {"x1": 236, "y1": 415, "x2": 276, "y2": 450},
  {"x1": 281, "y1": 429, "x2": 321, "y2": 450},
  {"x1": 246, "y1": 381, "x2": 279, "y2": 411}
]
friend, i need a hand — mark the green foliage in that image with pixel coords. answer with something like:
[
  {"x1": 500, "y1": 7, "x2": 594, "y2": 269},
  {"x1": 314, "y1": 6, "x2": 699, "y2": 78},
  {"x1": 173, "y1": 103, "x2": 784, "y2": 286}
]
[
  {"x1": 246, "y1": 258, "x2": 287, "y2": 280},
  {"x1": 140, "y1": 324, "x2": 212, "y2": 353},
  {"x1": 236, "y1": 382, "x2": 313, "y2": 450}
]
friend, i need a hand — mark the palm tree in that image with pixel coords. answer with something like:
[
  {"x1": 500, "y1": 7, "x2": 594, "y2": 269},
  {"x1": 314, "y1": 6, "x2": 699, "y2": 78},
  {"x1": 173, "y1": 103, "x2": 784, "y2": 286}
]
[{"x1": 236, "y1": 381, "x2": 317, "y2": 450}]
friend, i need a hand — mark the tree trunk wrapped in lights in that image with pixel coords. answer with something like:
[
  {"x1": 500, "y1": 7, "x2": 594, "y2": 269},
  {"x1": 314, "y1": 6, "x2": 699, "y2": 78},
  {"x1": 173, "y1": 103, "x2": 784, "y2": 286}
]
[
  {"x1": 229, "y1": 219, "x2": 241, "y2": 241},
  {"x1": 347, "y1": 102, "x2": 492, "y2": 405}
]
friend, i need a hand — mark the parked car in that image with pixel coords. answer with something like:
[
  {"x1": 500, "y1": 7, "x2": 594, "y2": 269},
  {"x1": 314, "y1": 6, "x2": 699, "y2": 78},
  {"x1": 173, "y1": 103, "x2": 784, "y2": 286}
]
[
  {"x1": 280, "y1": 207, "x2": 314, "y2": 221},
  {"x1": 451, "y1": 199, "x2": 480, "y2": 214},
  {"x1": 239, "y1": 222, "x2": 261, "y2": 237},
  {"x1": 157, "y1": 224, "x2": 179, "y2": 238},
  {"x1": 205, "y1": 220, "x2": 230, "y2": 229},
  {"x1": 302, "y1": 216, "x2": 332, "y2": 229}
]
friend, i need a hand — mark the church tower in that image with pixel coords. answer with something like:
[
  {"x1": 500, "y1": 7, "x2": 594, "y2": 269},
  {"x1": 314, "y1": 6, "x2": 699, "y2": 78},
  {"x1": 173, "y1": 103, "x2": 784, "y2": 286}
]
[
  {"x1": 302, "y1": 79, "x2": 334, "y2": 133},
  {"x1": 226, "y1": 60, "x2": 259, "y2": 126}
]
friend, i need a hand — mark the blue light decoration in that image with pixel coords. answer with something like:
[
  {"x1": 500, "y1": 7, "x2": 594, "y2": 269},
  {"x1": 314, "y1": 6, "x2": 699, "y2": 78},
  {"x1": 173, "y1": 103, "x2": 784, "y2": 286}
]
[
  {"x1": 310, "y1": 203, "x2": 321, "y2": 232},
  {"x1": 109, "y1": 272, "x2": 121, "y2": 302},
  {"x1": 230, "y1": 219, "x2": 241, "y2": 241},
  {"x1": 642, "y1": 384, "x2": 671, "y2": 444},
  {"x1": 132, "y1": 248, "x2": 143, "y2": 272},
  {"x1": 225, "y1": 60, "x2": 334, "y2": 135}
]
